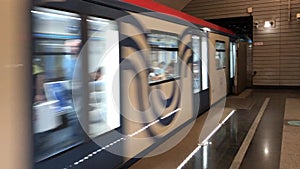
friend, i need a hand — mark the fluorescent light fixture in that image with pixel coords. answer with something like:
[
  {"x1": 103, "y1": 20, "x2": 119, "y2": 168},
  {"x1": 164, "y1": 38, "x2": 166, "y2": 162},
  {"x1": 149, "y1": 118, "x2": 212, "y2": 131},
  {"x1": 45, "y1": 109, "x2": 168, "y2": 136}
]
[
  {"x1": 87, "y1": 17, "x2": 110, "y2": 24},
  {"x1": 31, "y1": 10, "x2": 81, "y2": 21},
  {"x1": 264, "y1": 21, "x2": 271, "y2": 28},
  {"x1": 264, "y1": 147, "x2": 269, "y2": 155},
  {"x1": 264, "y1": 20, "x2": 275, "y2": 28}
]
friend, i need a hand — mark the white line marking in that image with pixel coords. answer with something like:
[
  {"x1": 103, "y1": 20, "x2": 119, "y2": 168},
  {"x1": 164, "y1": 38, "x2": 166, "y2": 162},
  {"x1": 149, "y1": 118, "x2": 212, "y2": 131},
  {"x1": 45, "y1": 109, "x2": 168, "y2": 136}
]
[
  {"x1": 65, "y1": 108, "x2": 181, "y2": 168},
  {"x1": 177, "y1": 144, "x2": 202, "y2": 169},
  {"x1": 201, "y1": 110, "x2": 236, "y2": 145},
  {"x1": 128, "y1": 108, "x2": 181, "y2": 137},
  {"x1": 160, "y1": 108, "x2": 181, "y2": 120},
  {"x1": 177, "y1": 109, "x2": 236, "y2": 169},
  {"x1": 128, "y1": 120, "x2": 160, "y2": 137},
  {"x1": 220, "y1": 110, "x2": 236, "y2": 125}
]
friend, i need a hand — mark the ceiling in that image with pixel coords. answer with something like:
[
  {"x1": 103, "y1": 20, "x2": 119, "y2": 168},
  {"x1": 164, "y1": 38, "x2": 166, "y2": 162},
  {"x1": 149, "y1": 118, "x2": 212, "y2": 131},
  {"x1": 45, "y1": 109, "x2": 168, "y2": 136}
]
[
  {"x1": 153, "y1": 0, "x2": 192, "y2": 10},
  {"x1": 153, "y1": 0, "x2": 253, "y2": 41},
  {"x1": 207, "y1": 16, "x2": 253, "y2": 42}
]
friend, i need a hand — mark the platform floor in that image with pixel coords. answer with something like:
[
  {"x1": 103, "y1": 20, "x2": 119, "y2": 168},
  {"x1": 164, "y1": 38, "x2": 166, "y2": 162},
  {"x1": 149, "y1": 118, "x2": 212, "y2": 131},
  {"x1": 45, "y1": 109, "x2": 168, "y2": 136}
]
[{"x1": 129, "y1": 89, "x2": 300, "y2": 169}]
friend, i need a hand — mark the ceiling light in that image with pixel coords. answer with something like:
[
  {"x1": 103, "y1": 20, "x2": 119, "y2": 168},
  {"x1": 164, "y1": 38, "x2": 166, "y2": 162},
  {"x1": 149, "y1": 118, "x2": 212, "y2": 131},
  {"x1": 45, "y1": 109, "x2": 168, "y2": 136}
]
[{"x1": 264, "y1": 20, "x2": 275, "y2": 28}]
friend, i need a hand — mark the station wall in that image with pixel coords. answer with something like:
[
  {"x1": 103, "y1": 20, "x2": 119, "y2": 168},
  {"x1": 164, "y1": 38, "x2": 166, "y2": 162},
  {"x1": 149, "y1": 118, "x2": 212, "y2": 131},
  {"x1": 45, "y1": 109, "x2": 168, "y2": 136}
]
[{"x1": 183, "y1": 0, "x2": 300, "y2": 86}]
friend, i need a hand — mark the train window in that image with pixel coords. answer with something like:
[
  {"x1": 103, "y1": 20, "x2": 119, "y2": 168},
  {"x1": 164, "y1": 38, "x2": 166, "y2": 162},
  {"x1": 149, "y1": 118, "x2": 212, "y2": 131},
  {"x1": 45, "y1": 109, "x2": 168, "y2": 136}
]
[
  {"x1": 230, "y1": 42, "x2": 237, "y2": 78},
  {"x1": 87, "y1": 16, "x2": 120, "y2": 137},
  {"x1": 192, "y1": 35, "x2": 201, "y2": 93},
  {"x1": 148, "y1": 31, "x2": 179, "y2": 84},
  {"x1": 215, "y1": 41, "x2": 226, "y2": 70},
  {"x1": 32, "y1": 7, "x2": 84, "y2": 162},
  {"x1": 202, "y1": 35, "x2": 209, "y2": 90}
]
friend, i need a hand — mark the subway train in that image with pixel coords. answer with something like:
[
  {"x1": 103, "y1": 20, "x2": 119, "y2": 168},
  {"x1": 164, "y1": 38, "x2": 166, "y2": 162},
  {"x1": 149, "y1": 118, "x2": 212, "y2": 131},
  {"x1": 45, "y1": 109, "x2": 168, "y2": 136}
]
[{"x1": 1, "y1": 0, "x2": 237, "y2": 169}]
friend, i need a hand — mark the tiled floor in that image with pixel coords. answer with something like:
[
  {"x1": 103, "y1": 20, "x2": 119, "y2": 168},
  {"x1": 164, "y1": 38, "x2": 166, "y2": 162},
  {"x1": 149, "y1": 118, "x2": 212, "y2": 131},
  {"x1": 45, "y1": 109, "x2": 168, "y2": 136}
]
[
  {"x1": 129, "y1": 89, "x2": 300, "y2": 169},
  {"x1": 280, "y1": 98, "x2": 300, "y2": 169},
  {"x1": 129, "y1": 101, "x2": 234, "y2": 169}
]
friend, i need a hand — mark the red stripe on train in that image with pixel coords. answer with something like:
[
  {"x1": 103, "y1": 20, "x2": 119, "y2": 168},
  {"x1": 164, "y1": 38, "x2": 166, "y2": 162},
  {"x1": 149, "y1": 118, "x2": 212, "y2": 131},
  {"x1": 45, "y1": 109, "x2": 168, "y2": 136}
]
[{"x1": 122, "y1": 0, "x2": 235, "y2": 36}]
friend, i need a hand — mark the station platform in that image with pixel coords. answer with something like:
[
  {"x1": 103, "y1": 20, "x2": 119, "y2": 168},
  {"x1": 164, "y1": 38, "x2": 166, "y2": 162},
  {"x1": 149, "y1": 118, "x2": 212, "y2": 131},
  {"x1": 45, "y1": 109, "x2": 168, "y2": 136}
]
[{"x1": 128, "y1": 89, "x2": 300, "y2": 169}]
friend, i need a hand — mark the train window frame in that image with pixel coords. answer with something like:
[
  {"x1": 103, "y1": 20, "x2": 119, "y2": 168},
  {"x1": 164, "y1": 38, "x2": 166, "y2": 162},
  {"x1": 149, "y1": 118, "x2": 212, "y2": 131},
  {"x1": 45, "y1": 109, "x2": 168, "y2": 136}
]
[
  {"x1": 215, "y1": 40, "x2": 226, "y2": 70},
  {"x1": 230, "y1": 42, "x2": 237, "y2": 78},
  {"x1": 147, "y1": 30, "x2": 180, "y2": 86},
  {"x1": 86, "y1": 16, "x2": 121, "y2": 138},
  {"x1": 192, "y1": 35, "x2": 201, "y2": 94},
  {"x1": 201, "y1": 34, "x2": 209, "y2": 90},
  {"x1": 31, "y1": 7, "x2": 85, "y2": 162}
]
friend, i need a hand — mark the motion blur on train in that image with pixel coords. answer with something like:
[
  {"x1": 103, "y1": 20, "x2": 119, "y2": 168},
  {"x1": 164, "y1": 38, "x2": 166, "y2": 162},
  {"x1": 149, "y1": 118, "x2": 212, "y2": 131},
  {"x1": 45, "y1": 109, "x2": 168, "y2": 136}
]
[{"x1": 2, "y1": 0, "x2": 238, "y2": 169}]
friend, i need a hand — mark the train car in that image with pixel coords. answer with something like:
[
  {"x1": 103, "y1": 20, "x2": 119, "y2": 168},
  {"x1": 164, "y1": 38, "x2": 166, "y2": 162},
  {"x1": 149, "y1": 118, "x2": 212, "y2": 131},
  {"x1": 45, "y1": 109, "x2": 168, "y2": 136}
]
[{"x1": 1, "y1": 0, "x2": 237, "y2": 169}]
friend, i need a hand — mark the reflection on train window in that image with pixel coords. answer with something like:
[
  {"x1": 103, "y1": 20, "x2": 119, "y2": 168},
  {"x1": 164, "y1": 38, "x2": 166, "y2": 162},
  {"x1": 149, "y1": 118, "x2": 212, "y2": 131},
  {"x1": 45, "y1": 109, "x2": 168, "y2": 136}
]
[
  {"x1": 148, "y1": 31, "x2": 179, "y2": 83},
  {"x1": 192, "y1": 35, "x2": 201, "y2": 93},
  {"x1": 87, "y1": 16, "x2": 120, "y2": 138},
  {"x1": 215, "y1": 41, "x2": 226, "y2": 70},
  {"x1": 230, "y1": 42, "x2": 237, "y2": 78},
  {"x1": 202, "y1": 35, "x2": 209, "y2": 90},
  {"x1": 32, "y1": 7, "x2": 83, "y2": 162}
]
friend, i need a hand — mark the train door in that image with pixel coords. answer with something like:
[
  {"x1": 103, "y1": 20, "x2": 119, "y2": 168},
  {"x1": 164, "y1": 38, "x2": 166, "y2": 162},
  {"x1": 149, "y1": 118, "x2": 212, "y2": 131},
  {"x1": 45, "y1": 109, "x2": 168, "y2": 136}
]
[
  {"x1": 192, "y1": 31, "x2": 210, "y2": 116},
  {"x1": 120, "y1": 11, "x2": 194, "y2": 161},
  {"x1": 229, "y1": 41, "x2": 237, "y2": 94},
  {"x1": 31, "y1": 2, "x2": 125, "y2": 169},
  {"x1": 235, "y1": 42, "x2": 248, "y2": 94},
  {"x1": 208, "y1": 33, "x2": 229, "y2": 105}
]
